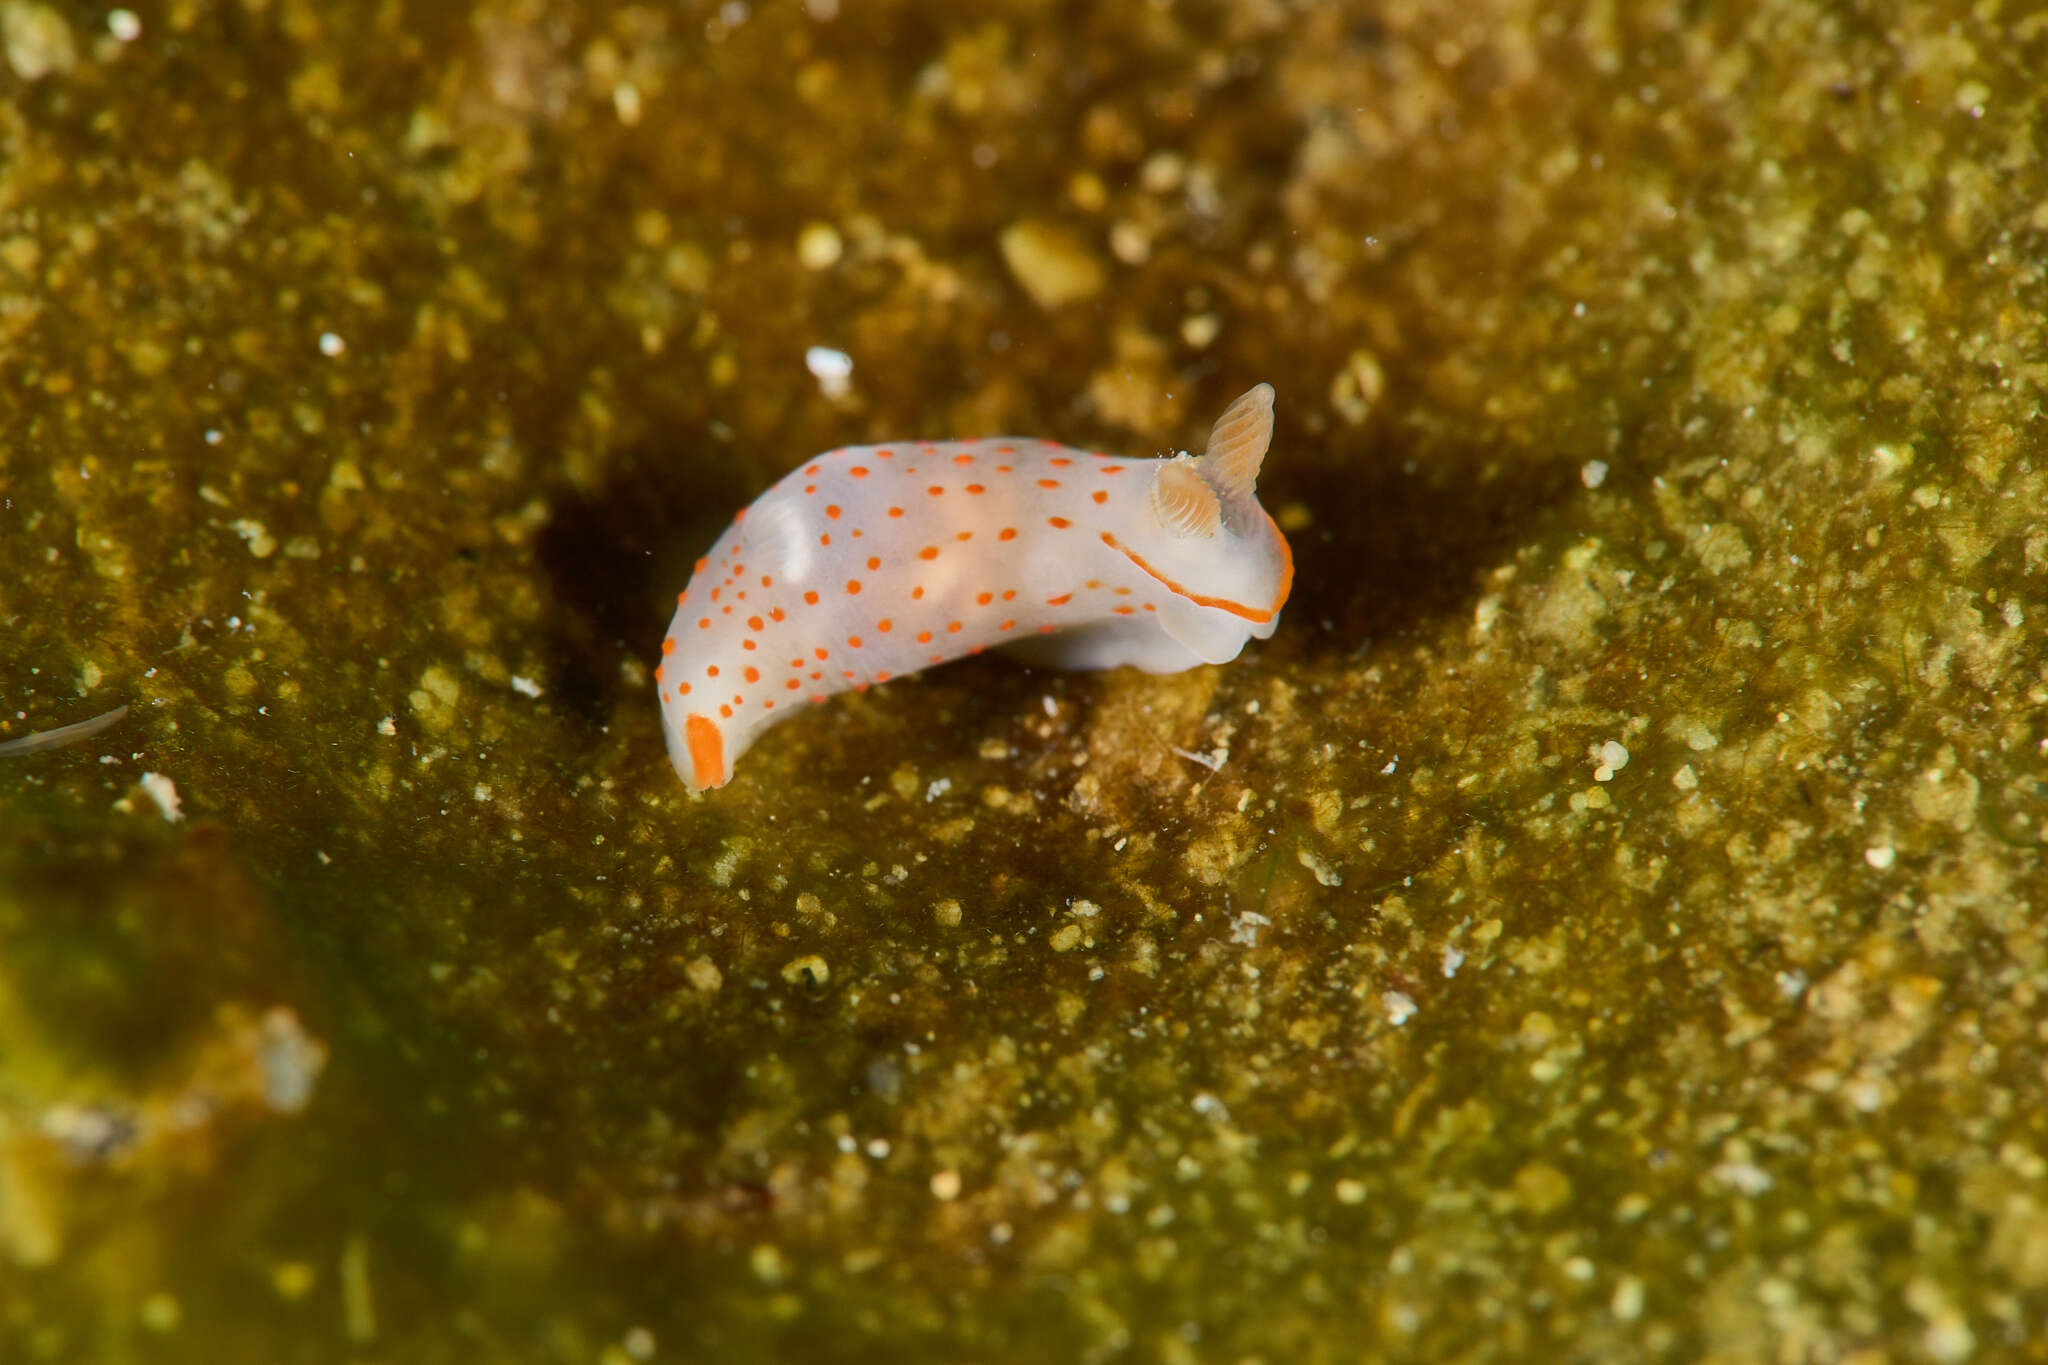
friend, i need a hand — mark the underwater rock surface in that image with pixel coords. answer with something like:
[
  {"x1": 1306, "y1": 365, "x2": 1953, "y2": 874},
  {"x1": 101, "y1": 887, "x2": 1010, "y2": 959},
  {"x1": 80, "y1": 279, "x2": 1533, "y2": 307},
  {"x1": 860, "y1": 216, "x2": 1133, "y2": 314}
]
[{"x1": 1, "y1": 1, "x2": 2044, "y2": 1360}]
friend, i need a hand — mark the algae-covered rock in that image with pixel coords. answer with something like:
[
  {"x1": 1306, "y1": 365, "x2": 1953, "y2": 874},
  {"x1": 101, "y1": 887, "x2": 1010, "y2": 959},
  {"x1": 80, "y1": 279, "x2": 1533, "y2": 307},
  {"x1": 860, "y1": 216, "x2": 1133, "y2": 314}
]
[{"x1": 1, "y1": 1, "x2": 2044, "y2": 1361}]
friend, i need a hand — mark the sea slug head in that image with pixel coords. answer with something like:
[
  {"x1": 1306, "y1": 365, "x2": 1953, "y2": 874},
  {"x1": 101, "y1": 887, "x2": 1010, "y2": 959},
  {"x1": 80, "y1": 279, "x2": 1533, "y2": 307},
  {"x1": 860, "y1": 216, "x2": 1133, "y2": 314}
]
[{"x1": 1127, "y1": 383, "x2": 1293, "y2": 659}]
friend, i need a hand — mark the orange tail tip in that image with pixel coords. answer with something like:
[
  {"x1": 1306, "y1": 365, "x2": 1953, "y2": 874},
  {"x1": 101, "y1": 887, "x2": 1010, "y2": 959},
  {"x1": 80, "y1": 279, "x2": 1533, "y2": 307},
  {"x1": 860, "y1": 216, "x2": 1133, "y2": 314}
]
[{"x1": 684, "y1": 713, "x2": 727, "y2": 790}]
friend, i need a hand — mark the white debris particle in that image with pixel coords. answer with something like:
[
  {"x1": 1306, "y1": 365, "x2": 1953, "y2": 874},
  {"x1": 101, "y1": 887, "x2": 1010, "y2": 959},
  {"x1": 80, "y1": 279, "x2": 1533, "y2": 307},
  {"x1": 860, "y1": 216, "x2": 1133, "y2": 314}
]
[
  {"x1": 1295, "y1": 845, "x2": 1342, "y2": 887},
  {"x1": 1173, "y1": 744, "x2": 1226, "y2": 772},
  {"x1": 1041, "y1": 694, "x2": 1058, "y2": 719},
  {"x1": 1611, "y1": 1275, "x2": 1645, "y2": 1321},
  {"x1": 1382, "y1": 990, "x2": 1418, "y2": 1026},
  {"x1": 256, "y1": 1006, "x2": 328, "y2": 1113},
  {"x1": 804, "y1": 345, "x2": 853, "y2": 399},
  {"x1": 1864, "y1": 844, "x2": 1896, "y2": 870},
  {"x1": 1442, "y1": 945, "x2": 1465, "y2": 978},
  {"x1": 137, "y1": 771, "x2": 183, "y2": 822},
  {"x1": 1381, "y1": 757, "x2": 1398, "y2": 775},
  {"x1": 924, "y1": 777, "x2": 952, "y2": 802},
  {"x1": 929, "y1": 1169, "x2": 962, "y2": 1201},
  {"x1": 1580, "y1": 459, "x2": 1609, "y2": 489},
  {"x1": 1227, "y1": 909, "x2": 1271, "y2": 948},
  {"x1": 1712, "y1": 1161, "x2": 1773, "y2": 1195},
  {"x1": 1672, "y1": 763, "x2": 1698, "y2": 791},
  {"x1": 803, "y1": 0, "x2": 839, "y2": 18},
  {"x1": 2002, "y1": 598, "x2": 2023, "y2": 628},
  {"x1": 472, "y1": 784, "x2": 492, "y2": 802},
  {"x1": 1067, "y1": 898, "x2": 1101, "y2": 918},
  {"x1": 1190, "y1": 1091, "x2": 1231, "y2": 1124},
  {"x1": 318, "y1": 331, "x2": 346, "y2": 357},
  {"x1": 1592, "y1": 740, "x2": 1630, "y2": 782},
  {"x1": 376, "y1": 716, "x2": 397, "y2": 736},
  {"x1": 231, "y1": 518, "x2": 278, "y2": 558},
  {"x1": 509, "y1": 674, "x2": 542, "y2": 698},
  {"x1": 108, "y1": 9, "x2": 141, "y2": 42},
  {"x1": 1775, "y1": 969, "x2": 1809, "y2": 1000},
  {"x1": 622, "y1": 1327, "x2": 657, "y2": 1362}
]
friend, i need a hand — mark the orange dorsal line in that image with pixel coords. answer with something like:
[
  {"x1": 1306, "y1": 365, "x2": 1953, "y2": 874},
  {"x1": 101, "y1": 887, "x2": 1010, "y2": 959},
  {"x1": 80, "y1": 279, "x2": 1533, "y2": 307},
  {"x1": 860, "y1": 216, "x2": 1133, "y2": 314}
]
[
  {"x1": 1098, "y1": 529, "x2": 1293, "y2": 624},
  {"x1": 685, "y1": 713, "x2": 726, "y2": 788}
]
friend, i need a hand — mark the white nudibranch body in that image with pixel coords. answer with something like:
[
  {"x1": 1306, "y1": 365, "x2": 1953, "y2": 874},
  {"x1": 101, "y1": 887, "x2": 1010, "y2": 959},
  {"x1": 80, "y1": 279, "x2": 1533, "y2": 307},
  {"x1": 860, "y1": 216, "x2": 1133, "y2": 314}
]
[{"x1": 657, "y1": 383, "x2": 1293, "y2": 791}]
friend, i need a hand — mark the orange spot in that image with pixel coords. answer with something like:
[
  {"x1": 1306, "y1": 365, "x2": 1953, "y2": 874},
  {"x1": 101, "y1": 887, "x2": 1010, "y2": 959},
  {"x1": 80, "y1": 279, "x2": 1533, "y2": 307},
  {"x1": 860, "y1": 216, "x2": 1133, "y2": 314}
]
[
  {"x1": 694, "y1": 557, "x2": 709, "y2": 575},
  {"x1": 916, "y1": 630, "x2": 933, "y2": 644},
  {"x1": 678, "y1": 681, "x2": 692, "y2": 695},
  {"x1": 1001, "y1": 589, "x2": 1016, "y2": 601},
  {"x1": 655, "y1": 663, "x2": 666, "y2": 682},
  {"x1": 742, "y1": 639, "x2": 757, "y2": 651},
  {"x1": 876, "y1": 671, "x2": 892, "y2": 683},
  {"x1": 661, "y1": 638, "x2": 676, "y2": 655},
  {"x1": 877, "y1": 448, "x2": 895, "y2": 459},
  {"x1": 771, "y1": 606, "x2": 787, "y2": 621},
  {"x1": 848, "y1": 635, "x2": 863, "y2": 649},
  {"x1": 804, "y1": 590, "x2": 820, "y2": 605},
  {"x1": 748, "y1": 615, "x2": 764, "y2": 631},
  {"x1": 718, "y1": 703, "x2": 732, "y2": 719},
  {"x1": 998, "y1": 528, "x2": 1017, "y2": 541},
  {"x1": 1114, "y1": 605, "x2": 1135, "y2": 615},
  {"x1": 761, "y1": 575, "x2": 774, "y2": 588},
  {"x1": 1038, "y1": 625, "x2": 1056, "y2": 634},
  {"x1": 763, "y1": 699, "x2": 774, "y2": 709},
  {"x1": 1038, "y1": 478, "x2": 1060, "y2": 489},
  {"x1": 956, "y1": 531, "x2": 973, "y2": 541},
  {"x1": 946, "y1": 621, "x2": 962, "y2": 633},
  {"x1": 1049, "y1": 516, "x2": 1071, "y2": 529},
  {"x1": 976, "y1": 591, "x2": 993, "y2": 605},
  {"x1": 684, "y1": 713, "x2": 725, "y2": 789},
  {"x1": 867, "y1": 556, "x2": 882, "y2": 571},
  {"x1": 912, "y1": 586, "x2": 925, "y2": 600},
  {"x1": 846, "y1": 578, "x2": 862, "y2": 594},
  {"x1": 844, "y1": 670, "x2": 857, "y2": 680},
  {"x1": 1099, "y1": 464, "x2": 1124, "y2": 474},
  {"x1": 826, "y1": 505, "x2": 842, "y2": 520},
  {"x1": 1086, "y1": 579, "x2": 1101, "y2": 590},
  {"x1": 1049, "y1": 457, "x2": 1072, "y2": 468},
  {"x1": 711, "y1": 587, "x2": 722, "y2": 602},
  {"x1": 806, "y1": 464, "x2": 821, "y2": 476},
  {"x1": 965, "y1": 483, "x2": 986, "y2": 494},
  {"x1": 699, "y1": 617, "x2": 712, "y2": 629},
  {"x1": 918, "y1": 546, "x2": 939, "y2": 560},
  {"x1": 928, "y1": 485, "x2": 944, "y2": 496},
  {"x1": 999, "y1": 620, "x2": 1016, "y2": 631},
  {"x1": 1047, "y1": 594, "x2": 1072, "y2": 606},
  {"x1": 849, "y1": 466, "x2": 870, "y2": 478},
  {"x1": 707, "y1": 664, "x2": 721, "y2": 677},
  {"x1": 811, "y1": 693, "x2": 827, "y2": 703},
  {"x1": 677, "y1": 590, "x2": 690, "y2": 606},
  {"x1": 1144, "y1": 602, "x2": 1157, "y2": 611},
  {"x1": 744, "y1": 666, "x2": 761, "y2": 683},
  {"x1": 953, "y1": 453, "x2": 974, "y2": 465},
  {"x1": 785, "y1": 678, "x2": 801, "y2": 691},
  {"x1": 820, "y1": 533, "x2": 832, "y2": 546},
  {"x1": 814, "y1": 647, "x2": 829, "y2": 659},
  {"x1": 1091, "y1": 490, "x2": 1109, "y2": 504},
  {"x1": 995, "y1": 445, "x2": 1014, "y2": 454},
  {"x1": 888, "y1": 506, "x2": 905, "y2": 518},
  {"x1": 878, "y1": 618, "x2": 894, "y2": 632},
  {"x1": 791, "y1": 658, "x2": 805, "y2": 668},
  {"x1": 803, "y1": 484, "x2": 817, "y2": 494},
  {"x1": 995, "y1": 465, "x2": 1013, "y2": 473},
  {"x1": 810, "y1": 672, "x2": 822, "y2": 681},
  {"x1": 928, "y1": 654, "x2": 944, "y2": 664},
  {"x1": 722, "y1": 605, "x2": 734, "y2": 615}
]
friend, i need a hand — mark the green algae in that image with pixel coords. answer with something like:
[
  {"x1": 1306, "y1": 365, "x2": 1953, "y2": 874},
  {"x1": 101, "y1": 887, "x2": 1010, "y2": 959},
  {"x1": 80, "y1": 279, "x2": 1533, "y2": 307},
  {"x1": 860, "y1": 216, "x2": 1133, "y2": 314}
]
[{"x1": 2, "y1": 0, "x2": 2047, "y2": 1360}]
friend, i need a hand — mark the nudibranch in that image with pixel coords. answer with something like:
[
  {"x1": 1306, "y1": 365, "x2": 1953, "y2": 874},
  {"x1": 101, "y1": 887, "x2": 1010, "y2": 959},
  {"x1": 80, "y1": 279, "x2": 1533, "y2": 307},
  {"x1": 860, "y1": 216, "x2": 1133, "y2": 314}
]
[{"x1": 657, "y1": 383, "x2": 1293, "y2": 791}]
